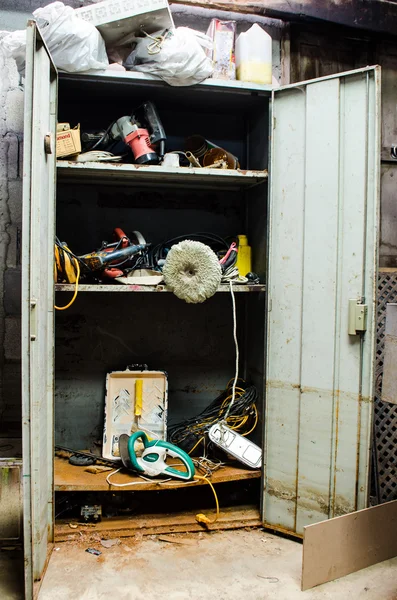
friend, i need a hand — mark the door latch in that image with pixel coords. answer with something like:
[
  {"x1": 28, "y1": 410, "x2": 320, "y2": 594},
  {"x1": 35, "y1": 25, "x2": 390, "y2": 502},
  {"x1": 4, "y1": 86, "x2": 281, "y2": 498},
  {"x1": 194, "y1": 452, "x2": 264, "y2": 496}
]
[
  {"x1": 30, "y1": 300, "x2": 37, "y2": 341},
  {"x1": 348, "y1": 299, "x2": 368, "y2": 336},
  {"x1": 44, "y1": 133, "x2": 53, "y2": 154}
]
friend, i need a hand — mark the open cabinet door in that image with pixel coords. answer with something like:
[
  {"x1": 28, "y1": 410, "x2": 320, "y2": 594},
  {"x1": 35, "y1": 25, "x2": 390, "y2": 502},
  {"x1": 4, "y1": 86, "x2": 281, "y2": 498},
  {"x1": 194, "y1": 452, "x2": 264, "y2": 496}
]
[
  {"x1": 265, "y1": 67, "x2": 380, "y2": 535},
  {"x1": 22, "y1": 21, "x2": 57, "y2": 598}
]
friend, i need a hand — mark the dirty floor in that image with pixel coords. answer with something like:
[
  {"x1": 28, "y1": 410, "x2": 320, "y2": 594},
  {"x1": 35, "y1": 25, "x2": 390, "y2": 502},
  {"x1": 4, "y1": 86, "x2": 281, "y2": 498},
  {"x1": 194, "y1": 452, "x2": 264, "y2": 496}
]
[{"x1": 31, "y1": 529, "x2": 397, "y2": 600}]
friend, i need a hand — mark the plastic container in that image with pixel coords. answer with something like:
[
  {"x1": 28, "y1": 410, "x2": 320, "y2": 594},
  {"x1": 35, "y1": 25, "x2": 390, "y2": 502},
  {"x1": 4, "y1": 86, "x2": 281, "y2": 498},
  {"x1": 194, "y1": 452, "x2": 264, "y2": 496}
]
[
  {"x1": 235, "y1": 24, "x2": 272, "y2": 85},
  {"x1": 236, "y1": 235, "x2": 252, "y2": 277},
  {"x1": 206, "y1": 19, "x2": 236, "y2": 80}
]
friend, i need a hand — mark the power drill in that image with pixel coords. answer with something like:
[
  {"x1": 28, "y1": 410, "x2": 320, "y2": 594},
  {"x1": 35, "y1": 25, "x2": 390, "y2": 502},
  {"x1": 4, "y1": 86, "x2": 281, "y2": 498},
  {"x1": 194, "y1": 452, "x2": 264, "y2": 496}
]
[{"x1": 79, "y1": 244, "x2": 148, "y2": 275}]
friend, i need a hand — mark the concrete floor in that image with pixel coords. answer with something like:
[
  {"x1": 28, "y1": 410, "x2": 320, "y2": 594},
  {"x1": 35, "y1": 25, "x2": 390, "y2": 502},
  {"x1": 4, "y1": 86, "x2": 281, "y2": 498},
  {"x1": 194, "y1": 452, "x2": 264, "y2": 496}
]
[{"x1": 30, "y1": 529, "x2": 397, "y2": 600}]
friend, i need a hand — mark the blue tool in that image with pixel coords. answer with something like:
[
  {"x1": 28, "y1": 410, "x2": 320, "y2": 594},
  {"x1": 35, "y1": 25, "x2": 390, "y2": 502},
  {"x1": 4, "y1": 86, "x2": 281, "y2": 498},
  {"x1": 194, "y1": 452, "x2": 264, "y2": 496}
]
[{"x1": 118, "y1": 431, "x2": 195, "y2": 481}]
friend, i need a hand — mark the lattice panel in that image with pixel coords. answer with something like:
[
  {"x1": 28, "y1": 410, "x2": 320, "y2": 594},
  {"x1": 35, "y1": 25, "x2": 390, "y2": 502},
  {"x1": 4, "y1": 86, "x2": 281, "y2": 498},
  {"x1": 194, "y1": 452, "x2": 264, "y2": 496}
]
[{"x1": 374, "y1": 272, "x2": 397, "y2": 503}]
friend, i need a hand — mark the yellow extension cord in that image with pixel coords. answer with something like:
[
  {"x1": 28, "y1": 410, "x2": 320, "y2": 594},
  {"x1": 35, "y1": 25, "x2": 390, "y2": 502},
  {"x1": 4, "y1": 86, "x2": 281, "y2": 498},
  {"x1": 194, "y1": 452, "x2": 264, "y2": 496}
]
[
  {"x1": 54, "y1": 245, "x2": 80, "y2": 311},
  {"x1": 194, "y1": 475, "x2": 220, "y2": 526}
]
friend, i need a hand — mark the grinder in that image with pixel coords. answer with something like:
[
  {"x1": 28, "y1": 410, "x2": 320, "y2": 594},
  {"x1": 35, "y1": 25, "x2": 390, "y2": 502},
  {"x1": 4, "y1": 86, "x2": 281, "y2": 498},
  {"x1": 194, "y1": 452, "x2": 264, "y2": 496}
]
[{"x1": 110, "y1": 101, "x2": 166, "y2": 165}]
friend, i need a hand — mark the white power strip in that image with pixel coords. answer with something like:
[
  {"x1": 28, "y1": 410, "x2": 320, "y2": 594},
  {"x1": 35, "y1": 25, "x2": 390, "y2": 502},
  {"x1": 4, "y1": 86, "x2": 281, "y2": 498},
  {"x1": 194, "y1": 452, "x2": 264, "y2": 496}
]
[{"x1": 208, "y1": 423, "x2": 262, "y2": 469}]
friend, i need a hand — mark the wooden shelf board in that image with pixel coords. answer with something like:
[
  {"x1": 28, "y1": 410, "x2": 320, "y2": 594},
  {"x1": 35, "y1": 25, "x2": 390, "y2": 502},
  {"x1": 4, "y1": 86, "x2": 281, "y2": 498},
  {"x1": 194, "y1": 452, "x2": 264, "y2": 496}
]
[
  {"x1": 54, "y1": 505, "x2": 262, "y2": 541},
  {"x1": 55, "y1": 283, "x2": 266, "y2": 293},
  {"x1": 56, "y1": 161, "x2": 268, "y2": 188},
  {"x1": 54, "y1": 456, "x2": 261, "y2": 492}
]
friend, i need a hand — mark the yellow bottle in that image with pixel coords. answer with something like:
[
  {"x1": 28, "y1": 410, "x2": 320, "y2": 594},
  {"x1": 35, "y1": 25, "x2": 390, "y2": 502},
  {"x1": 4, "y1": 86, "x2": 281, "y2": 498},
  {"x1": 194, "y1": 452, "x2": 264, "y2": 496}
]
[{"x1": 236, "y1": 235, "x2": 252, "y2": 277}]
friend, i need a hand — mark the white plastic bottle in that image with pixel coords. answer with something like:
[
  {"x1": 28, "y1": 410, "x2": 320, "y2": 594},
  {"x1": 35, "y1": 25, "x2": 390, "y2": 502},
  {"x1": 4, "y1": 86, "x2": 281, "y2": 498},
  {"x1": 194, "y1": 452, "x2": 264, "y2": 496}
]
[{"x1": 235, "y1": 24, "x2": 272, "y2": 85}]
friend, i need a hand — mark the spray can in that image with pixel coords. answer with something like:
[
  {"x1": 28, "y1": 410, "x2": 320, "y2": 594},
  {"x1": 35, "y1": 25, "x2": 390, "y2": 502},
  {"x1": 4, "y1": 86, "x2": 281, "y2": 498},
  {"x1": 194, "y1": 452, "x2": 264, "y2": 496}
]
[{"x1": 236, "y1": 235, "x2": 252, "y2": 277}]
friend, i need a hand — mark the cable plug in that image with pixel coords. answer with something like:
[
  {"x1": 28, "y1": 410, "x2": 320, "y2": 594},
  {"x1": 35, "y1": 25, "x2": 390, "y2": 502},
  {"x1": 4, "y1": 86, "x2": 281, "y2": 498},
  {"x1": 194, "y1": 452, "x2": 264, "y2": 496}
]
[{"x1": 195, "y1": 513, "x2": 211, "y2": 527}]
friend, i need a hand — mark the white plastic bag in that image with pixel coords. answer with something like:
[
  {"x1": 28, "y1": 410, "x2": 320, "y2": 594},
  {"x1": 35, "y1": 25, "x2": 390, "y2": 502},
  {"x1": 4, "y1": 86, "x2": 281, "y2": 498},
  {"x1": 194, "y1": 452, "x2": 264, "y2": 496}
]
[
  {"x1": 124, "y1": 27, "x2": 213, "y2": 86},
  {"x1": 1, "y1": 1, "x2": 108, "y2": 76},
  {"x1": 1, "y1": 30, "x2": 27, "y2": 75}
]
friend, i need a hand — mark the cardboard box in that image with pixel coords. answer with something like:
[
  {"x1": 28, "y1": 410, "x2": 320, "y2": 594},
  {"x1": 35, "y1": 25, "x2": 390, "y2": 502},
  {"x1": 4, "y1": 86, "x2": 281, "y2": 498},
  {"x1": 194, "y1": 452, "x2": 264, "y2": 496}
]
[
  {"x1": 56, "y1": 125, "x2": 81, "y2": 158},
  {"x1": 75, "y1": 0, "x2": 174, "y2": 47}
]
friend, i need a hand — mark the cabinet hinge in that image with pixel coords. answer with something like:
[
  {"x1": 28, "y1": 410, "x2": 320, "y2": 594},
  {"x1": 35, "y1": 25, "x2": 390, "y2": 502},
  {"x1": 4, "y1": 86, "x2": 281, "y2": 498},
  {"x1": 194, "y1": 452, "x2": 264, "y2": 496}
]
[
  {"x1": 348, "y1": 298, "x2": 368, "y2": 336},
  {"x1": 273, "y1": 117, "x2": 277, "y2": 129}
]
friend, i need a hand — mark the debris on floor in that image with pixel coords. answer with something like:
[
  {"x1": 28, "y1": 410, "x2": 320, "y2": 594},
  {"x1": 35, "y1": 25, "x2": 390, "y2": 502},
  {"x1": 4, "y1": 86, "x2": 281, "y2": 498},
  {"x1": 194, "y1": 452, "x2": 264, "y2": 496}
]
[
  {"x1": 85, "y1": 548, "x2": 101, "y2": 556},
  {"x1": 100, "y1": 538, "x2": 120, "y2": 548},
  {"x1": 158, "y1": 534, "x2": 197, "y2": 546}
]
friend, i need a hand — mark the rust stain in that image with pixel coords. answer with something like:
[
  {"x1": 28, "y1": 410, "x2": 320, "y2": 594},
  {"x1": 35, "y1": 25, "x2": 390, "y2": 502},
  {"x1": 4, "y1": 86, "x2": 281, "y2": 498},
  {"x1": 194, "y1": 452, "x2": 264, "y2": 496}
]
[
  {"x1": 267, "y1": 379, "x2": 372, "y2": 404},
  {"x1": 331, "y1": 389, "x2": 341, "y2": 517},
  {"x1": 263, "y1": 522, "x2": 303, "y2": 540},
  {"x1": 266, "y1": 478, "x2": 296, "y2": 502},
  {"x1": 267, "y1": 477, "x2": 352, "y2": 519}
]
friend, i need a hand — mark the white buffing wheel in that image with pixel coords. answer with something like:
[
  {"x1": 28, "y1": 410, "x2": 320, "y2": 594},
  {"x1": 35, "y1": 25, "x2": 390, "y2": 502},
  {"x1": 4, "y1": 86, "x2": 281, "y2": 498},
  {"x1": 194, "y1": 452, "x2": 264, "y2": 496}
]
[{"x1": 163, "y1": 240, "x2": 222, "y2": 303}]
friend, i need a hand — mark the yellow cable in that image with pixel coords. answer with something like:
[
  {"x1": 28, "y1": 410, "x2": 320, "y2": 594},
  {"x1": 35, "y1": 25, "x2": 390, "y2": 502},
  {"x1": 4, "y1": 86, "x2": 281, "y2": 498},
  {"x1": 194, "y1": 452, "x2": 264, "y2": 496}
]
[
  {"x1": 54, "y1": 259, "x2": 80, "y2": 311},
  {"x1": 241, "y1": 406, "x2": 258, "y2": 436},
  {"x1": 194, "y1": 475, "x2": 220, "y2": 526},
  {"x1": 188, "y1": 436, "x2": 205, "y2": 456}
]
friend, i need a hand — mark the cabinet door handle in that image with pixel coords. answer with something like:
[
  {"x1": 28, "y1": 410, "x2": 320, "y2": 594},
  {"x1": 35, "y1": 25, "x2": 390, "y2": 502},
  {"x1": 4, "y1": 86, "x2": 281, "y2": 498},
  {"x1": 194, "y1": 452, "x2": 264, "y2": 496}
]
[
  {"x1": 30, "y1": 300, "x2": 37, "y2": 341},
  {"x1": 44, "y1": 133, "x2": 53, "y2": 154}
]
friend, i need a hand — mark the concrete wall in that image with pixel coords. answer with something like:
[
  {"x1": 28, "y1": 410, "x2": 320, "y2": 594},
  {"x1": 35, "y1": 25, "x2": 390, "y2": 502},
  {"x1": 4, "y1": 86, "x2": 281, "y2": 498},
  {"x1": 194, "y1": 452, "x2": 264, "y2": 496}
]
[
  {"x1": 0, "y1": 3, "x2": 284, "y2": 431},
  {"x1": 0, "y1": 34, "x2": 23, "y2": 431}
]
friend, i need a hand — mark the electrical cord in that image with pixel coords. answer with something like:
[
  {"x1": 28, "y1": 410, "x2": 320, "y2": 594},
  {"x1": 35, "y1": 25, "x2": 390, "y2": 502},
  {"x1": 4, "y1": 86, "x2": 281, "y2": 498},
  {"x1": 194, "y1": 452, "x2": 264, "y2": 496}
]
[
  {"x1": 105, "y1": 466, "x2": 220, "y2": 525},
  {"x1": 223, "y1": 281, "x2": 239, "y2": 421},
  {"x1": 168, "y1": 381, "x2": 258, "y2": 454},
  {"x1": 106, "y1": 468, "x2": 173, "y2": 487},
  {"x1": 54, "y1": 244, "x2": 80, "y2": 311},
  {"x1": 194, "y1": 475, "x2": 220, "y2": 525}
]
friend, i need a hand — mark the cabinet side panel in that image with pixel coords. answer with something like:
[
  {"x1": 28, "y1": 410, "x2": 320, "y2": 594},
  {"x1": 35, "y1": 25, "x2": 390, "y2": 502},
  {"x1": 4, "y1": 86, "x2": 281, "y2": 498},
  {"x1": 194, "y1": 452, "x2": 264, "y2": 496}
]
[{"x1": 22, "y1": 22, "x2": 56, "y2": 592}]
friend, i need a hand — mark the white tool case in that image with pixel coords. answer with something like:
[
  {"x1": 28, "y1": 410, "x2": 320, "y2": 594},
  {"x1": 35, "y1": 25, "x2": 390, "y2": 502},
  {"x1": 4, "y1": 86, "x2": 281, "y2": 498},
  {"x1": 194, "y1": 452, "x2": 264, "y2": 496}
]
[
  {"x1": 75, "y1": 0, "x2": 174, "y2": 47},
  {"x1": 102, "y1": 368, "x2": 168, "y2": 460}
]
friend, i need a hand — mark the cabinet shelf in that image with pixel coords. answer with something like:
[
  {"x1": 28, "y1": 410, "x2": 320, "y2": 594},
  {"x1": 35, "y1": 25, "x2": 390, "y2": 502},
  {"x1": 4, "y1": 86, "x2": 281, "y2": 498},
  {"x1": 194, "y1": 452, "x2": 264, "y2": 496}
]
[
  {"x1": 55, "y1": 283, "x2": 266, "y2": 293},
  {"x1": 56, "y1": 161, "x2": 268, "y2": 189},
  {"x1": 60, "y1": 70, "x2": 273, "y2": 95},
  {"x1": 54, "y1": 456, "x2": 261, "y2": 492}
]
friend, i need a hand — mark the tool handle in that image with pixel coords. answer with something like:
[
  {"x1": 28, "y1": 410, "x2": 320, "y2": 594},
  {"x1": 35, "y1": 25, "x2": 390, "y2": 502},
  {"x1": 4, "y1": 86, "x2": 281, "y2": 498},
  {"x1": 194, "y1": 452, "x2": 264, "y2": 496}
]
[
  {"x1": 127, "y1": 431, "x2": 148, "y2": 473},
  {"x1": 135, "y1": 379, "x2": 143, "y2": 417},
  {"x1": 152, "y1": 440, "x2": 195, "y2": 480},
  {"x1": 101, "y1": 243, "x2": 147, "y2": 265},
  {"x1": 127, "y1": 432, "x2": 195, "y2": 480},
  {"x1": 141, "y1": 101, "x2": 166, "y2": 152}
]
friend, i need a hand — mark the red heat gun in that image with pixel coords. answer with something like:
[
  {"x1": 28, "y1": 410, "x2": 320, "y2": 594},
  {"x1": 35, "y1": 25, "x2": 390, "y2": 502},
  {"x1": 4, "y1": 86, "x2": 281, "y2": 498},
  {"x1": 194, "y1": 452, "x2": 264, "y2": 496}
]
[{"x1": 110, "y1": 101, "x2": 166, "y2": 165}]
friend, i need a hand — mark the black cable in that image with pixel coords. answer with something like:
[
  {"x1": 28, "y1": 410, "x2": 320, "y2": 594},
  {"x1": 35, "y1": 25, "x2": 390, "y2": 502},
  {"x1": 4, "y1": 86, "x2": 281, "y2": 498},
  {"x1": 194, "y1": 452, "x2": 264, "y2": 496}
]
[
  {"x1": 168, "y1": 381, "x2": 258, "y2": 453},
  {"x1": 89, "y1": 119, "x2": 116, "y2": 151}
]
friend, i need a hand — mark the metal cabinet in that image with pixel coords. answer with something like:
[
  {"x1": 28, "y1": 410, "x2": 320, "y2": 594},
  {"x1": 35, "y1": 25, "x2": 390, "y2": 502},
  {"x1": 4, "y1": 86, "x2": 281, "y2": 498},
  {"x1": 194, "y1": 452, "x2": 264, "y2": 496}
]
[{"x1": 21, "y1": 21, "x2": 380, "y2": 600}]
